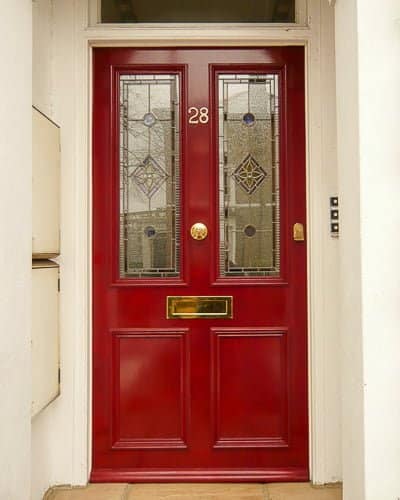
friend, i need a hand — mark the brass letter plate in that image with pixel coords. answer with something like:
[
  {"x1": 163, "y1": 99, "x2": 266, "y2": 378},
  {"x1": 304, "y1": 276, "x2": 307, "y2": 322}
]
[{"x1": 167, "y1": 296, "x2": 233, "y2": 319}]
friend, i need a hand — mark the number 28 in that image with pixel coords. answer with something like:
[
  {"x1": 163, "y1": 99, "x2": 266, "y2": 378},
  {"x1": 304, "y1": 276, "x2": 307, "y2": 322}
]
[{"x1": 188, "y1": 106, "x2": 209, "y2": 124}]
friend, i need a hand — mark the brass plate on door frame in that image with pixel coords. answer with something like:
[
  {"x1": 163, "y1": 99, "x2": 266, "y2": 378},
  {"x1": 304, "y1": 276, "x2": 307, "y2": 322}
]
[
  {"x1": 167, "y1": 296, "x2": 233, "y2": 319},
  {"x1": 293, "y1": 222, "x2": 305, "y2": 241}
]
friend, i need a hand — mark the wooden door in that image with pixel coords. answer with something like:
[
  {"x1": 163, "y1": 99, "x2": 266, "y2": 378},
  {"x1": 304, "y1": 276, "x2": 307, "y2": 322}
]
[{"x1": 92, "y1": 47, "x2": 308, "y2": 482}]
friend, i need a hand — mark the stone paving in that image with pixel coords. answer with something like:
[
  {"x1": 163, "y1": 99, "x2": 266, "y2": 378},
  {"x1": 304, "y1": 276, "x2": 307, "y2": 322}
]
[{"x1": 45, "y1": 482, "x2": 342, "y2": 500}]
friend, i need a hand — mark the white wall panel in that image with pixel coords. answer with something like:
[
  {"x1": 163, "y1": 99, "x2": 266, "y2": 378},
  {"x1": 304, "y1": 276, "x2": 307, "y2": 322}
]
[
  {"x1": 335, "y1": 2, "x2": 364, "y2": 498},
  {"x1": 357, "y1": 2, "x2": 400, "y2": 499},
  {"x1": 32, "y1": 108, "x2": 60, "y2": 257},
  {"x1": 33, "y1": 0, "x2": 54, "y2": 117},
  {"x1": 32, "y1": 262, "x2": 60, "y2": 417},
  {"x1": 336, "y1": 1, "x2": 400, "y2": 499},
  {"x1": 0, "y1": 2, "x2": 32, "y2": 500},
  {"x1": 31, "y1": 2, "x2": 67, "y2": 499}
]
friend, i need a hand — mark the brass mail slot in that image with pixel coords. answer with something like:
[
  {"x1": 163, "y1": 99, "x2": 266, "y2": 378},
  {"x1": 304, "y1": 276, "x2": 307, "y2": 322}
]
[{"x1": 167, "y1": 296, "x2": 233, "y2": 319}]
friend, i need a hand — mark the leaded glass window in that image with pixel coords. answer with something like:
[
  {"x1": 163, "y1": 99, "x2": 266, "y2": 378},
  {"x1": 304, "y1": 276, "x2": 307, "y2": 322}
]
[
  {"x1": 119, "y1": 74, "x2": 180, "y2": 278},
  {"x1": 218, "y1": 74, "x2": 280, "y2": 277}
]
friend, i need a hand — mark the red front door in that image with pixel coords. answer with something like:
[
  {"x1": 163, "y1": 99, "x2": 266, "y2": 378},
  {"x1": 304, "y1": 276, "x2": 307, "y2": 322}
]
[{"x1": 92, "y1": 47, "x2": 307, "y2": 482}]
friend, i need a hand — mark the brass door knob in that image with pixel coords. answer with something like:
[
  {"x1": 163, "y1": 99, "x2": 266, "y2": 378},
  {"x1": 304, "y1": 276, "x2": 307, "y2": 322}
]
[{"x1": 190, "y1": 222, "x2": 208, "y2": 240}]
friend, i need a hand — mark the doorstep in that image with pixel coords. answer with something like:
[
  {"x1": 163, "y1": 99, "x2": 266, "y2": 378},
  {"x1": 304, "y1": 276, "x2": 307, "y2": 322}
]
[{"x1": 44, "y1": 482, "x2": 342, "y2": 500}]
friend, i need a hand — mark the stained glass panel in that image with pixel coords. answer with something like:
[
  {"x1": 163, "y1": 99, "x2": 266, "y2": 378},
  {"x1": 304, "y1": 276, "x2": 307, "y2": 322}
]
[
  {"x1": 218, "y1": 74, "x2": 280, "y2": 277},
  {"x1": 119, "y1": 74, "x2": 180, "y2": 278}
]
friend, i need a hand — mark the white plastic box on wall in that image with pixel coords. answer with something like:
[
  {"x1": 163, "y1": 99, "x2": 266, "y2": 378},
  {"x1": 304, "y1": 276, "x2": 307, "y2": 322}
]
[
  {"x1": 32, "y1": 107, "x2": 60, "y2": 258},
  {"x1": 32, "y1": 260, "x2": 60, "y2": 417}
]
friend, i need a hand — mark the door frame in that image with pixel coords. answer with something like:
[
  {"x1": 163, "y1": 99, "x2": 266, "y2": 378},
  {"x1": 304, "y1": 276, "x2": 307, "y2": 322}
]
[{"x1": 62, "y1": 0, "x2": 339, "y2": 486}]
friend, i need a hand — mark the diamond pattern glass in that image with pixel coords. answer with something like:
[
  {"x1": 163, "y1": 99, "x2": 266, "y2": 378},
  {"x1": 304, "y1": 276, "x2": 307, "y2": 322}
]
[
  {"x1": 119, "y1": 74, "x2": 180, "y2": 278},
  {"x1": 218, "y1": 74, "x2": 280, "y2": 277},
  {"x1": 130, "y1": 154, "x2": 169, "y2": 198},
  {"x1": 233, "y1": 154, "x2": 268, "y2": 195}
]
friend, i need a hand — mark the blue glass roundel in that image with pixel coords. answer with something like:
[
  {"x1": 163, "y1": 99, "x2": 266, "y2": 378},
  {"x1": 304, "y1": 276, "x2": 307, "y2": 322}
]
[
  {"x1": 144, "y1": 226, "x2": 156, "y2": 238},
  {"x1": 242, "y1": 112, "x2": 256, "y2": 126}
]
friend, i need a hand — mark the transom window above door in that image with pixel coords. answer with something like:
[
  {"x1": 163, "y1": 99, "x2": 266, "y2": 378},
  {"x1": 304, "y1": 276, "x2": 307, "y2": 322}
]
[{"x1": 90, "y1": 0, "x2": 307, "y2": 25}]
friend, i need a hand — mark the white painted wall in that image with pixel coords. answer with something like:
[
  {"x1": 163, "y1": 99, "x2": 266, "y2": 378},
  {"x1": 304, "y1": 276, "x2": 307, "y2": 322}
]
[
  {"x1": 32, "y1": 263, "x2": 60, "y2": 417},
  {"x1": 335, "y1": 1, "x2": 364, "y2": 498},
  {"x1": 357, "y1": 1, "x2": 400, "y2": 499},
  {"x1": 308, "y1": 0, "x2": 342, "y2": 484},
  {"x1": 31, "y1": 2, "x2": 76, "y2": 499},
  {"x1": 33, "y1": 0, "x2": 54, "y2": 117},
  {"x1": 320, "y1": 0, "x2": 341, "y2": 482},
  {"x1": 0, "y1": 2, "x2": 32, "y2": 500},
  {"x1": 336, "y1": 1, "x2": 400, "y2": 499}
]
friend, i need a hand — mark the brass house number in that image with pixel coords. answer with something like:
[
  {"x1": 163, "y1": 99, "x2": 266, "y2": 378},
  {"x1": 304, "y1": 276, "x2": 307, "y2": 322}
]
[{"x1": 188, "y1": 106, "x2": 209, "y2": 124}]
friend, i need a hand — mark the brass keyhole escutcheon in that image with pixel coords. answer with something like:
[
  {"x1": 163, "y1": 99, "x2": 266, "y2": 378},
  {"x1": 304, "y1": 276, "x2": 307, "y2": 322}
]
[
  {"x1": 293, "y1": 222, "x2": 305, "y2": 241},
  {"x1": 190, "y1": 222, "x2": 208, "y2": 241}
]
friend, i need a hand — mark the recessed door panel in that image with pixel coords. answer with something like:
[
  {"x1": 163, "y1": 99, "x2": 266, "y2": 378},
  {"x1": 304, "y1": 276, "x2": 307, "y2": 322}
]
[
  {"x1": 93, "y1": 47, "x2": 307, "y2": 482},
  {"x1": 212, "y1": 328, "x2": 288, "y2": 449},
  {"x1": 112, "y1": 330, "x2": 188, "y2": 449}
]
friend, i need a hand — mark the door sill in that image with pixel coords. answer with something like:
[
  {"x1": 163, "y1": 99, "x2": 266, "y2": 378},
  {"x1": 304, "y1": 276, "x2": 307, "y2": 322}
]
[{"x1": 90, "y1": 467, "x2": 309, "y2": 482}]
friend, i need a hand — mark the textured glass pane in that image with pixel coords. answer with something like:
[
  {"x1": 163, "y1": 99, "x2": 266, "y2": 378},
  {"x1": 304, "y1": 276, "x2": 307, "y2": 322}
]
[
  {"x1": 120, "y1": 75, "x2": 180, "y2": 278},
  {"x1": 101, "y1": 0, "x2": 295, "y2": 23},
  {"x1": 219, "y1": 74, "x2": 280, "y2": 277}
]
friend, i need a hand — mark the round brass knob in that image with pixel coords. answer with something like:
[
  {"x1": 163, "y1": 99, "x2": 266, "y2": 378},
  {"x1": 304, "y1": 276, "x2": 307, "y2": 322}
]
[{"x1": 190, "y1": 222, "x2": 208, "y2": 241}]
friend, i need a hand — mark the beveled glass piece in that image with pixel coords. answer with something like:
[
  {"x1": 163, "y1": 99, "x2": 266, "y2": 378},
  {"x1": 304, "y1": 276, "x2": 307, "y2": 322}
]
[
  {"x1": 233, "y1": 154, "x2": 267, "y2": 195},
  {"x1": 143, "y1": 112, "x2": 157, "y2": 127},
  {"x1": 218, "y1": 74, "x2": 280, "y2": 277},
  {"x1": 119, "y1": 74, "x2": 180, "y2": 278},
  {"x1": 130, "y1": 154, "x2": 168, "y2": 199},
  {"x1": 101, "y1": 0, "x2": 295, "y2": 23}
]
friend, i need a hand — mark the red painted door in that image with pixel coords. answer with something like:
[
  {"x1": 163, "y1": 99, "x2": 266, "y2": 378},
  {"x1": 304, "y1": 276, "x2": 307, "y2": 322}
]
[{"x1": 92, "y1": 47, "x2": 307, "y2": 482}]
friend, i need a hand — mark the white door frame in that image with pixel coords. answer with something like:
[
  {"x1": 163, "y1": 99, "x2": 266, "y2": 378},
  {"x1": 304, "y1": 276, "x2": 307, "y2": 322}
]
[{"x1": 64, "y1": 0, "x2": 339, "y2": 486}]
